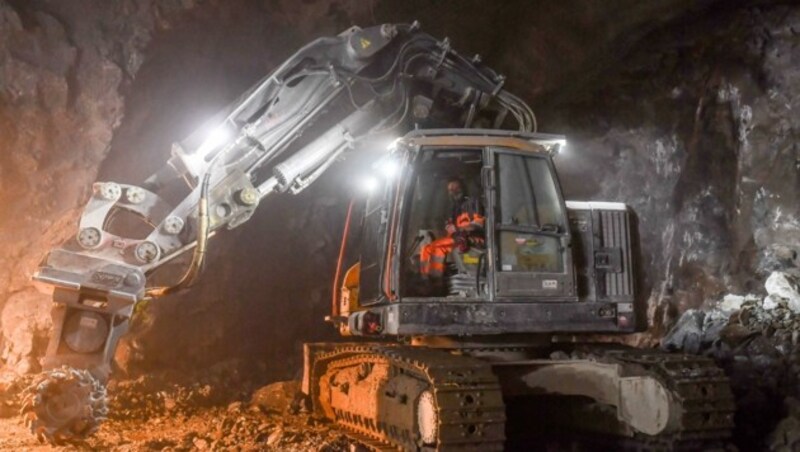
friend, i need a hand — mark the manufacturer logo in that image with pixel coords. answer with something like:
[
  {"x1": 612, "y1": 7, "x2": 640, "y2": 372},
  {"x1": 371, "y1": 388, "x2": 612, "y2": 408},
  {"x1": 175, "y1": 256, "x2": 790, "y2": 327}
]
[
  {"x1": 91, "y1": 271, "x2": 123, "y2": 287},
  {"x1": 542, "y1": 280, "x2": 558, "y2": 289}
]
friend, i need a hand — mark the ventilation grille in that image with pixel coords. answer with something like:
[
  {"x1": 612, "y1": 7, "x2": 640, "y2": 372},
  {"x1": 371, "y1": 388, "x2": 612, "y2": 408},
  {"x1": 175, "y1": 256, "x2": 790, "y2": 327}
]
[{"x1": 598, "y1": 209, "x2": 634, "y2": 299}]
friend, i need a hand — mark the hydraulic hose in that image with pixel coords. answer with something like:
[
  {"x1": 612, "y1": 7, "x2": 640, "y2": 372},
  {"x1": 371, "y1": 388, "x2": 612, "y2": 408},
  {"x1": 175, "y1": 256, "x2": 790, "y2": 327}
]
[
  {"x1": 332, "y1": 199, "x2": 356, "y2": 317},
  {"x1": 144, "y1": 147, "x2": 220, "y2": 298}
]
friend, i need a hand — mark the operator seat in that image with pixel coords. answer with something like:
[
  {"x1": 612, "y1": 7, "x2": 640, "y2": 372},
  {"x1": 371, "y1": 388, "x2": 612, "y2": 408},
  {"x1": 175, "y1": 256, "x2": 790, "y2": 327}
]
[{"x1": 447, "y1": 245, "x2": 487, "y2": 297}]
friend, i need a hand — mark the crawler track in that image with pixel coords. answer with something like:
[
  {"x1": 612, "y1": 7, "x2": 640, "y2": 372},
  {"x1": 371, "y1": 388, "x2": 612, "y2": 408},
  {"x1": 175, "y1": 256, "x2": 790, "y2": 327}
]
[
  {"x1": 308, "y1": 344, "x2": 734, "y2": 451},
  {"x1": 309, "y1": 343, "x2": 505, "y2": 451},
  {"x1": 591, "y1": 348, "x2": 735, "y2": 450}
]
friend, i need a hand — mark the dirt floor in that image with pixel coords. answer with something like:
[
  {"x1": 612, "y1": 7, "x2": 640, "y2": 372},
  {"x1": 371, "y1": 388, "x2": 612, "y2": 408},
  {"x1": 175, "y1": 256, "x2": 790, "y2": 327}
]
[
  {"x1": 0, "y1": 367, "x2": 358, "y2": 452},
  {"x1": 0, "y1": 409, "x2": 354, "y2": 451},
  {"x1": 0, "y1": 409, "x2": 351, "y2": 452}
]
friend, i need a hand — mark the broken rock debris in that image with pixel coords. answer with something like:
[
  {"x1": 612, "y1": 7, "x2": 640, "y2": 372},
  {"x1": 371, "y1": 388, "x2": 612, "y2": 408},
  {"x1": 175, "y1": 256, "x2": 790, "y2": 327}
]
[{"x1": 662, "y1": 271, "x2": 800, "y2": 448}]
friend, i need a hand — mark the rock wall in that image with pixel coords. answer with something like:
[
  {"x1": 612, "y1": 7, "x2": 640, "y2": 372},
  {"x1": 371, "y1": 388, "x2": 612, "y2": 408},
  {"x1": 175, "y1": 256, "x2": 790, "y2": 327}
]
[
  {"x1": 545, "y1": 4, "x2": 800, "y2": 340},
  {"x1": 1, "y1": 0, "x2": 798, "y2": 384},
  {"x1": 0, "y1": 0, "x2": 201, "y2": 374}
]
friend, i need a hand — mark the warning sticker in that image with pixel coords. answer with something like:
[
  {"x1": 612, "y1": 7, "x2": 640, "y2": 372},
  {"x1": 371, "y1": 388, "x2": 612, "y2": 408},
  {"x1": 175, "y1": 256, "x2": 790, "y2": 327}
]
[{"x1": 463, "y1": 254, "x2": 480, "y2": 265}]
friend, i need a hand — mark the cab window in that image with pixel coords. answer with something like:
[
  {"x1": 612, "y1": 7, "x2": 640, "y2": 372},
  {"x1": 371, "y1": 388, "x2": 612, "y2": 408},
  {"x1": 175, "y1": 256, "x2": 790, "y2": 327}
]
[
  {"x1": 358, "y1": 176, "x2": 389, "y2": 303},
  {"x1": 400, "y1": 148, "x2": 484, "y2": 295},
  {"x1": 496, "y1": 153, "x2": 565, "y2": 273},
  {"x1": 497, "y1": 153, "x2": 563, "y2": 229}
]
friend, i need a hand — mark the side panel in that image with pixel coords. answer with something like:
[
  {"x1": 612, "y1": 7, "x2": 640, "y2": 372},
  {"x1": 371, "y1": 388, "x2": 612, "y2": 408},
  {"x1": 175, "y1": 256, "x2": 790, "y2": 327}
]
[
  {"x1": 566, "y1": 201, "x2": 635, "y2": 304},
  {"x1": 595, "y1": 208, "x2": 635, "y2": 302}
]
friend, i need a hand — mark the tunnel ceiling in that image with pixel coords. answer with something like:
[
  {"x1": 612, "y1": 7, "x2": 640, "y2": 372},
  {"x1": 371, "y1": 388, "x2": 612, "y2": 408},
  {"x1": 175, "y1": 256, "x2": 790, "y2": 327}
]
[{"x1": 0, "y1": 0, "x2": 798, "y2": 381}]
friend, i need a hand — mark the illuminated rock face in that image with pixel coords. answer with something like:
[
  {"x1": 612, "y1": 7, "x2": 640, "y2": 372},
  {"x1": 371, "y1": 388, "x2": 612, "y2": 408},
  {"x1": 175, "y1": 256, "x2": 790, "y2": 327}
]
[
  {"x1": 0, "y1": 0, "x2": 798, "y2": 378},
  {"x1": 0, "y1": 0, "x2": 187, "y2": 373},
  {"x1": 547, "y1": 5, "x2": 800, "y2": 340}
]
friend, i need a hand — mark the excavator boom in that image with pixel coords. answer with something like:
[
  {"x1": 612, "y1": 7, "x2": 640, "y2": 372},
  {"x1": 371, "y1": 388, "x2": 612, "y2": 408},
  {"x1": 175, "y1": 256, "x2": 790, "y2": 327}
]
[{"x1": 35, "y1": 22, "x2": 532, "y2": 307}]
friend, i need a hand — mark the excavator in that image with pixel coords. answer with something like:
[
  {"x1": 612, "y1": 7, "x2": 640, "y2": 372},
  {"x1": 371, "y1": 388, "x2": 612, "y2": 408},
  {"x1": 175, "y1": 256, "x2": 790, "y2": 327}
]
[{"x1": 23, "y1": 22, "x2": 735, "y2": 450}]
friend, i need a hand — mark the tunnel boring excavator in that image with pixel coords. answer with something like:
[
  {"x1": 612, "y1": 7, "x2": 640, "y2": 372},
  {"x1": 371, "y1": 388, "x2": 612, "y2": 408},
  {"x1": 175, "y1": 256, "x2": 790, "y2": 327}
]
[{"x1": 24, "y1": 23, "x2": 735, "y2": 449}]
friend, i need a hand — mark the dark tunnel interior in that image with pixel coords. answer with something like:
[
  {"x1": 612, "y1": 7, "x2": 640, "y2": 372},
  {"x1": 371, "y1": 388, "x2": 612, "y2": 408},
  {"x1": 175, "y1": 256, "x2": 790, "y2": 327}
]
[{"x1": 1, "y1": 0, "x2": 800, "y2": 449}]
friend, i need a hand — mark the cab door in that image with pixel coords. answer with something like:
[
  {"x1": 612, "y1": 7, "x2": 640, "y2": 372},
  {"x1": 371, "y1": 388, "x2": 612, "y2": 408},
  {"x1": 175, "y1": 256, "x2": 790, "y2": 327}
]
[
  {"x1": 358, "y1": 177, "x2": 391, "y2": 304},
  {"x1": 489, "y1": 148, "x2": 577, "y2": 300}
]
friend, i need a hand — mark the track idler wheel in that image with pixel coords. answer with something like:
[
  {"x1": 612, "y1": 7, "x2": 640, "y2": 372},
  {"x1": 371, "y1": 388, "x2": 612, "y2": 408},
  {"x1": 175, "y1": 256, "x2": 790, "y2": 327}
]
[{"x1": 20, "y1": 366, "x2": 108, "y2": 445}]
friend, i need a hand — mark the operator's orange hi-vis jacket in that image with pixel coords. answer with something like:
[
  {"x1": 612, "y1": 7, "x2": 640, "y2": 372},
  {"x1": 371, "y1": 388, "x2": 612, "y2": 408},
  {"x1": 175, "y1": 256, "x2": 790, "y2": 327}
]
[{"x1": 420, "y1": 197, "x2": 485, "y2": 279}]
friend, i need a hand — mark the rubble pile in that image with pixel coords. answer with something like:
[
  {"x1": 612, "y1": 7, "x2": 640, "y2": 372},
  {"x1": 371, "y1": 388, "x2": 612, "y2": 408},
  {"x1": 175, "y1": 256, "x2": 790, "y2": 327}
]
[
  {"x1": 107, "y1": 366, "x2": 305, "y2": 421},
  {"x1": 0, "y1": 372, "x2": 33, "y2": 419},
  {"x1": 93, "y1": 401, "x2": 351, "y2": 452},
  {"x1": 662, "y1": 271, "x2": 800, "y2": 448},
  {"x1": 0, "y1": 367, "x2": 356, "y2": 451},
  {"x1": 107, "y1": 361, "x2": 251, "y2": 420},
  {"x1": 104, "y1": 375, "x2": 353, "y2": 451},
  {"x1": 110, "y1": 375, "x2": 224, "y2": 421}
]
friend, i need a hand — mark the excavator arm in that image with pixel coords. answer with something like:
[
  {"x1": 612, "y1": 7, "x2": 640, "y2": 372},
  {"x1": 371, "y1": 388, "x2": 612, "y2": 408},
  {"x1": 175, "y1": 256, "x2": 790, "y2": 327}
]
[
  {"x1": 24, "y1": 22, "x2": 536, "y2": 444},
  {"x1": 35, "y1": 22, "x2": 533, "y2": 305}
]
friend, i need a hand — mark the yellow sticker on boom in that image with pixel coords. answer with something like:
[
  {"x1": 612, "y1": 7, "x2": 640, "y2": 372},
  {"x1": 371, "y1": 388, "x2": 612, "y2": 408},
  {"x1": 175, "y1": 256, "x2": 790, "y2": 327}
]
[{"x1": 360, "y1": 38, "x2": 371, "y2": 49}]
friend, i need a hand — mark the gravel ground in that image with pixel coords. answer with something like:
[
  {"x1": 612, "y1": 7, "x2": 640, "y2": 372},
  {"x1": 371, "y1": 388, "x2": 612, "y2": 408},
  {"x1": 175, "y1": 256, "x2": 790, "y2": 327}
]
[
  {"x1": 0, "y1": 408, "x2": 354, "y2": 451},
  {"x1": 0, "y1": 367, "x2": 358, "y2": 451}
]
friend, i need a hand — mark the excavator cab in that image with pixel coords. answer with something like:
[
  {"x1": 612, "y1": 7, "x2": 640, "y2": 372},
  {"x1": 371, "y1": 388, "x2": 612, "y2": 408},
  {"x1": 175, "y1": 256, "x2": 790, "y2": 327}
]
[
  {"x1": 402, "y1": 148, "x2": 487, "y2": 297},
  {"x1": 335, "y1": 128, "x2": 639, "y2": 337}
]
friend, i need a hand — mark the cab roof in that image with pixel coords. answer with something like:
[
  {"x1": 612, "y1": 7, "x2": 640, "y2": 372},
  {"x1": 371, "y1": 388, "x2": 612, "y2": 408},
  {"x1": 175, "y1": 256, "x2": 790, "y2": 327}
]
[{"x1": 398, "y1": 128, "x2": 565, "y2": 155}]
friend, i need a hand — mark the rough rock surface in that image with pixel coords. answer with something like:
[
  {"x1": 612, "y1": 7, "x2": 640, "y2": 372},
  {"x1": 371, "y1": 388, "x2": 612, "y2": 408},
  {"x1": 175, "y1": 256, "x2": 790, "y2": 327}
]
[
  {"x1": 545, "y1": 4, "x2": 800, "y2": 342},
  {"x1": 0, "y1": 368, "x2": 354, "y2": 451},
  {"x1": 766, "y1": 272, "x2": 800, "y2": 313},
  {"x1": 0, "y1": 0, "x2": 195, "y2": 374},
  {"x1": 250, "y1": 380, "x2": 300, "y2": 415},
  {"x1": 663, "y1": 271, "x2": 800, "y2": 448},
  {"x1": 661, "y1": 308, "x2": 706, "y2": 354}
]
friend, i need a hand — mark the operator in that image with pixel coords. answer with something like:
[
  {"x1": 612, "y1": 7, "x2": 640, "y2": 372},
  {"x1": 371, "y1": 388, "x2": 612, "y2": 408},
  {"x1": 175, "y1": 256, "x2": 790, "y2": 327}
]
[{"x1": 420, "y1": 178, "x2": 485, "y2": 282}]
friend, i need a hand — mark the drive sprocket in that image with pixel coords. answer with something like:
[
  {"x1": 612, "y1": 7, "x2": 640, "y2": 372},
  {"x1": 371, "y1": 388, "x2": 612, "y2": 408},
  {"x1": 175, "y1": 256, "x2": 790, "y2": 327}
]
[{"x1": 19, "y1": 366, "x2": 108, "y2": 445}]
